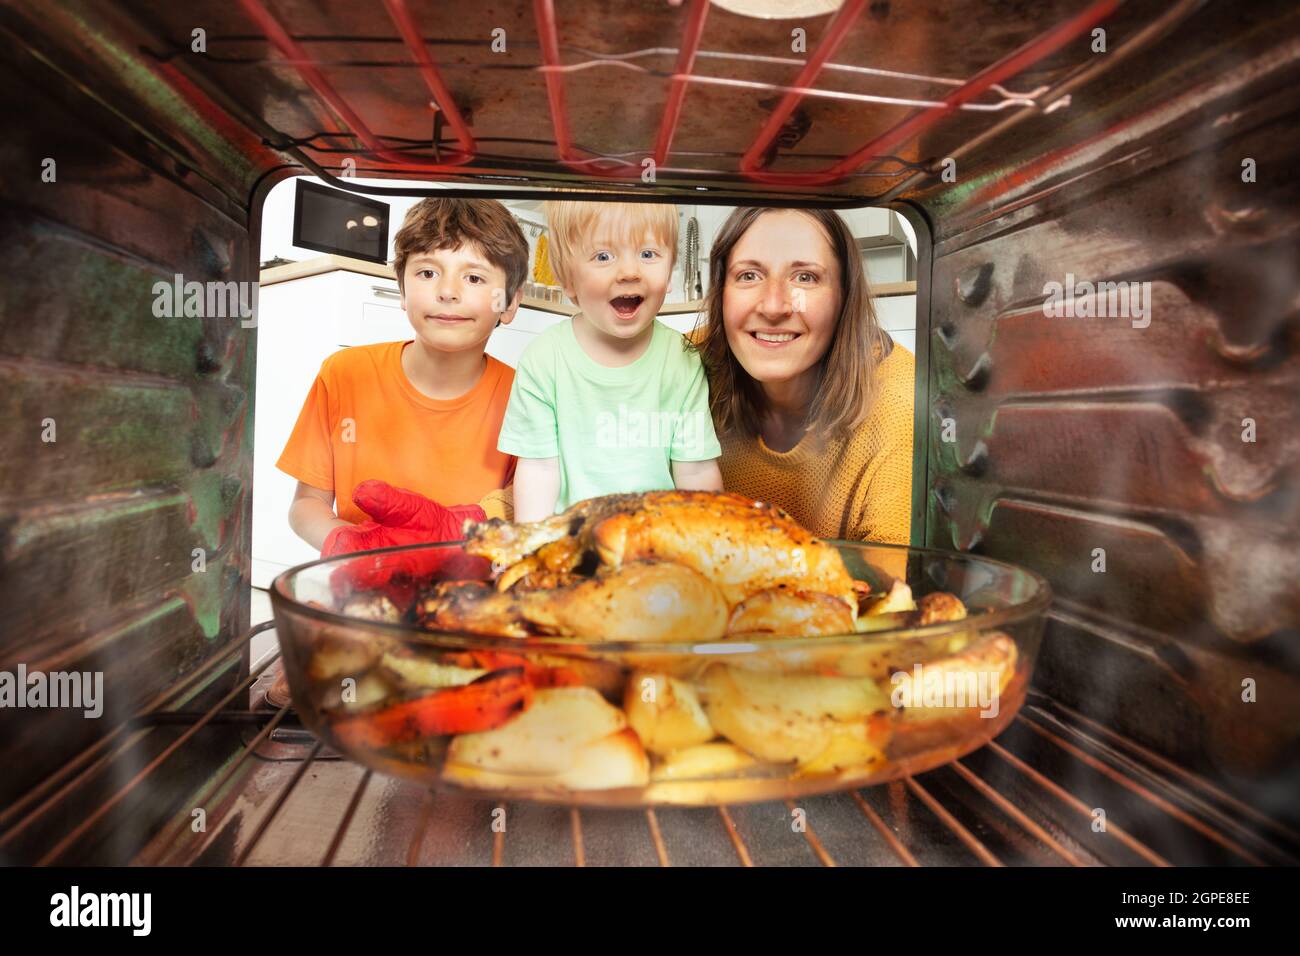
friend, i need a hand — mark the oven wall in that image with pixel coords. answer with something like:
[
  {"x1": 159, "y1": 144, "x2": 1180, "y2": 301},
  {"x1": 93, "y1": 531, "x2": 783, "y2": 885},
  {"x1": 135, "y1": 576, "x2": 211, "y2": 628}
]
[
  {"x1": 0, "y1": 13, "x2": 262, "y2": 809},
  {"x1": 919, "y1": 39, "x2": 1300, "y2": 808}
]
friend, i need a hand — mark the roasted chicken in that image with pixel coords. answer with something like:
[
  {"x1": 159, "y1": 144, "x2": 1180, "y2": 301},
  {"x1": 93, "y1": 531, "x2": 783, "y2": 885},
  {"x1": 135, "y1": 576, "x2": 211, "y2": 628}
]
[
  {"x1": 414, "y1": 490, "x2": 862, "y2": 642},
  {"x1": 462, "y1": 490, "x2": 858, "y2": 611}
]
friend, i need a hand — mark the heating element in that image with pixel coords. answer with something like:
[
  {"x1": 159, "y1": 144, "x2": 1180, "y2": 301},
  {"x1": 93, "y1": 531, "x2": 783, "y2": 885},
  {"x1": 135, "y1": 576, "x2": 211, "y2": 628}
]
[{"x1": 202, "y1": 0, "x2": 1166, "y2": 189}]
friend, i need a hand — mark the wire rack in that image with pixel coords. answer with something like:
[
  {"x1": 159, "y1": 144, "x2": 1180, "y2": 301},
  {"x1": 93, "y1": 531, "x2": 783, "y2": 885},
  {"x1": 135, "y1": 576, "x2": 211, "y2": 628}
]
[
  {"x1": 3, "y1": 621, "x2": 1297, "y2": 866},
  {"x1": 224, "y1": 0, "x2": 1126, "y2": 187}
]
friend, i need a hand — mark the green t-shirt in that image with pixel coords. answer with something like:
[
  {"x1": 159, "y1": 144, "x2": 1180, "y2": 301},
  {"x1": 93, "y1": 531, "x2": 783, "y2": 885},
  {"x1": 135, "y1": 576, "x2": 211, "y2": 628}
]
[{"x1": 498, "y1": 319, "x2": 722, "y2": 513}]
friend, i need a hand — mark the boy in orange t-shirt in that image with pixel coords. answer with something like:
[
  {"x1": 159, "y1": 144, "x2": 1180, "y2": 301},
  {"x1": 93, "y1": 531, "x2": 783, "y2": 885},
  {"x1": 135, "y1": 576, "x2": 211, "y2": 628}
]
[{"x1": 276, "y1": 197, "x2": 526, "y2": 557}]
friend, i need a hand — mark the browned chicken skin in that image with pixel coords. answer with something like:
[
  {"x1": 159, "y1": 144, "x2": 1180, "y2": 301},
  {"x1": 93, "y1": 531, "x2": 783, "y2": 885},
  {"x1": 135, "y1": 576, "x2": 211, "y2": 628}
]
[
  {"x1": 464, "y1": 490, "x2": 857, "y2": 612},
  {"x1": 415, "y1": 560, "x2": 729, "y2": 643}
]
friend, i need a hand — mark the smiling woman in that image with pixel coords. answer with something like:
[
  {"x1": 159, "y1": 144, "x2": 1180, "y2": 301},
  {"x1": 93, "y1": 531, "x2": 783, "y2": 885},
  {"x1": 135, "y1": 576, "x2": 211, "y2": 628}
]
[{"x1": 691, "y1": 207, "x2": 915, "y2": 544}]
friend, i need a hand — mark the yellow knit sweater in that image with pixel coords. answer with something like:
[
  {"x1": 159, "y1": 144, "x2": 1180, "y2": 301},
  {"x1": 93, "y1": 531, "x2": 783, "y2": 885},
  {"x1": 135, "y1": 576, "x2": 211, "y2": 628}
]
[{"x1": 717, "y1": 341, "x2": 915, "y2": 544}]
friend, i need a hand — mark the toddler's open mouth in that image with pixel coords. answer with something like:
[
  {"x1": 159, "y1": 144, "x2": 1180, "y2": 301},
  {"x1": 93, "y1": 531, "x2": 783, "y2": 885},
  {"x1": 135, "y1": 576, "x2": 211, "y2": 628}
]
[{"x1": 610, "y1": 295, "x2": 644, "y2": 319}]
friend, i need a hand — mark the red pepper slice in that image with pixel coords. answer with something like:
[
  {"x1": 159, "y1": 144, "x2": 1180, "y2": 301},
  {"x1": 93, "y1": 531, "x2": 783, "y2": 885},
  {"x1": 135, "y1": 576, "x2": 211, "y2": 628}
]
[
  {"x1": 440, "y1": 651, "x2": 583, "y2": 688},
  {"x1": 331, "y1": 667, "x2": 533, "y2": 749}
]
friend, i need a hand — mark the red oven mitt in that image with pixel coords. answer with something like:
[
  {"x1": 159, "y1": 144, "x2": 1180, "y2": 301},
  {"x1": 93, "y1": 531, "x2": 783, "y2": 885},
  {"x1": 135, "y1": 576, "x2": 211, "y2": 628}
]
[{"x1": 323, "y1": 480, "x2": 492, "y2": 606}]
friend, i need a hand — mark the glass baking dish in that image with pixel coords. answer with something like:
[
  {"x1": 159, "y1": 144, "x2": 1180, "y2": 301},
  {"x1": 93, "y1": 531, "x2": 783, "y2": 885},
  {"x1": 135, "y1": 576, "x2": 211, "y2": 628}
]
[{"x1": 270, "y1": 541, "x2": 1051, "y2": 807}]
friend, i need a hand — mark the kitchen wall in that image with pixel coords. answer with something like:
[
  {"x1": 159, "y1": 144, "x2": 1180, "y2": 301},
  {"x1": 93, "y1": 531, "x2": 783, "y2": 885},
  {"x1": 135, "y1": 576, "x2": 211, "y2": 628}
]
[{"x1": 258, "y1": 177, "x2": 917, "y2": 348}]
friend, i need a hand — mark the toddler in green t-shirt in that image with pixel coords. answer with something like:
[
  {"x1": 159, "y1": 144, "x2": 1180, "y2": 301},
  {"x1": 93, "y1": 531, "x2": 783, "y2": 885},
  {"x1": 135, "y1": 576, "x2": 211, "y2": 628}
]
[{"x1": 498, "y1": 201, "x2": 722, "y2": 520}]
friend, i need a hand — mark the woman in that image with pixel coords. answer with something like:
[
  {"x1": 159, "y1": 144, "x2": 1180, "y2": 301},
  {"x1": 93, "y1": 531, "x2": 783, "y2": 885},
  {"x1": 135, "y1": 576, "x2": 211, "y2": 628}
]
[{"x1": 692, "y1": 207, "x2": 914, "y2": 543}]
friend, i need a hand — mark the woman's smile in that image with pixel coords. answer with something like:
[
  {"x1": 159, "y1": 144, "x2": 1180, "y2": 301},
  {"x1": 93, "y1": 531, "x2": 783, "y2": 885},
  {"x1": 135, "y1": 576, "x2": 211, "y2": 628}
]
[{"x1": 747, "y1": 329, "x2": 802, "y2": 347}]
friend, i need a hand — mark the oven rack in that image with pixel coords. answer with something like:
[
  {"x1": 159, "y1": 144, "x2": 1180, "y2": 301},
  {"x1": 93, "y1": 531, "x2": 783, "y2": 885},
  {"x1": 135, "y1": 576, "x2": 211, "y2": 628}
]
[{"x1": 2, "y1": 621, "x2": 1297, "y2": 867}]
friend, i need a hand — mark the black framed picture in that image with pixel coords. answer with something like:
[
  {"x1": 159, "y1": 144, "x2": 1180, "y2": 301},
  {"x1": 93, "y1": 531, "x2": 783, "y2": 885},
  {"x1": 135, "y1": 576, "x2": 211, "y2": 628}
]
[{"x1": 291, "y1": 179, "x2": 391, "y2": 264}]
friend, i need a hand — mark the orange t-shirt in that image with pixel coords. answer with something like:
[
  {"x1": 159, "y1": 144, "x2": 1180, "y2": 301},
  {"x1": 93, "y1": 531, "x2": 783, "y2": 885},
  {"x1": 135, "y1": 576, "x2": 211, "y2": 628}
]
[{"x1": 276, "y1": 341, "x2": 517, "y2": 524}]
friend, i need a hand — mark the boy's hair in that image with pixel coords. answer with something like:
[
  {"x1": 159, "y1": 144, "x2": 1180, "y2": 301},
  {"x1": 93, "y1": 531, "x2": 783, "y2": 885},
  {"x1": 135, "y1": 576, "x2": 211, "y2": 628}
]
[
  {"x1": 543, "y1": 201, "x2": 678, "y2": 291},
  {"x1": 392, "y1": 198, "x2": 529, "y2": 302},
  {"x1": 693, "y1": 207, "x2": 893, "y2": 445}
]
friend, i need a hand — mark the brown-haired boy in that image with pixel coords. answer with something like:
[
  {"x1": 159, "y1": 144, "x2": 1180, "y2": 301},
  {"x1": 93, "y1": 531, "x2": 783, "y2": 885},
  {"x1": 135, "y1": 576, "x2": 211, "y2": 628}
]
[{"x1": 277, "y1": 197, "x2": 527, "y2": 559}]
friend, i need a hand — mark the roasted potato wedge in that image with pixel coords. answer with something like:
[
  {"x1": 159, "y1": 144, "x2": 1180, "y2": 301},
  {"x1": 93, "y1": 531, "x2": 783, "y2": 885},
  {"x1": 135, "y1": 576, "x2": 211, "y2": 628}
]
[
  {"x1": 913, "y1": 591, "x2": 968, "y2": 625},
  {"x1": 306, "y1": 631, "x2": 384, "y2": 682},
  {"x1": 318, "y1": 669, "x2": 396, "y2": 712},
  {"x1": 796, "y1": 734, "x2": 887, "y2": 776},
  {"x1": 698, "y1": 664, "x2": 892, "y2": 766},
  {"x1": 444, "y1": 687, "x2": 649, "y2": 790},
  {"x1": 651, "y1": 742, "x2": 757, "y2": 781},
  {"x1": 341, "y1": 593, "x2": 402, "y2": 622},
  {"x1": 887, "y1": 630, "x2": 1018, "y2": 722},
  {"x1": 857, "y1": 579, "x2": 916, "y2": 617},
  {"x1": 379, "y1": 653, "x2": 487, "y2": 690},
  {"x1": 623, "y1": 670, "x2": 715, "y2": 756},
  {"x1": 728, "y1": 588, "x2": 855, "y2": 637},
  {"x1": 557, "y1": 728, "x2": 649, "y2": 790}
]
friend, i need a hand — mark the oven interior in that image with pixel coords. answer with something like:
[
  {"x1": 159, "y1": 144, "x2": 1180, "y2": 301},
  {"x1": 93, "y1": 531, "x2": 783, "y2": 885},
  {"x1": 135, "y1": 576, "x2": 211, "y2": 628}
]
[{"x1": 0, "y1": 0, "x2": 1296, "y2": 866}]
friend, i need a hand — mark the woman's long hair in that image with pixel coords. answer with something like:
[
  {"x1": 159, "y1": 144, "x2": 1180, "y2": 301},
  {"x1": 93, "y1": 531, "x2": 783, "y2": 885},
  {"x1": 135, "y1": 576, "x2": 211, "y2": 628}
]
[{"x1": 694, "y1": 207, "x2": 893, "y2": 445}]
